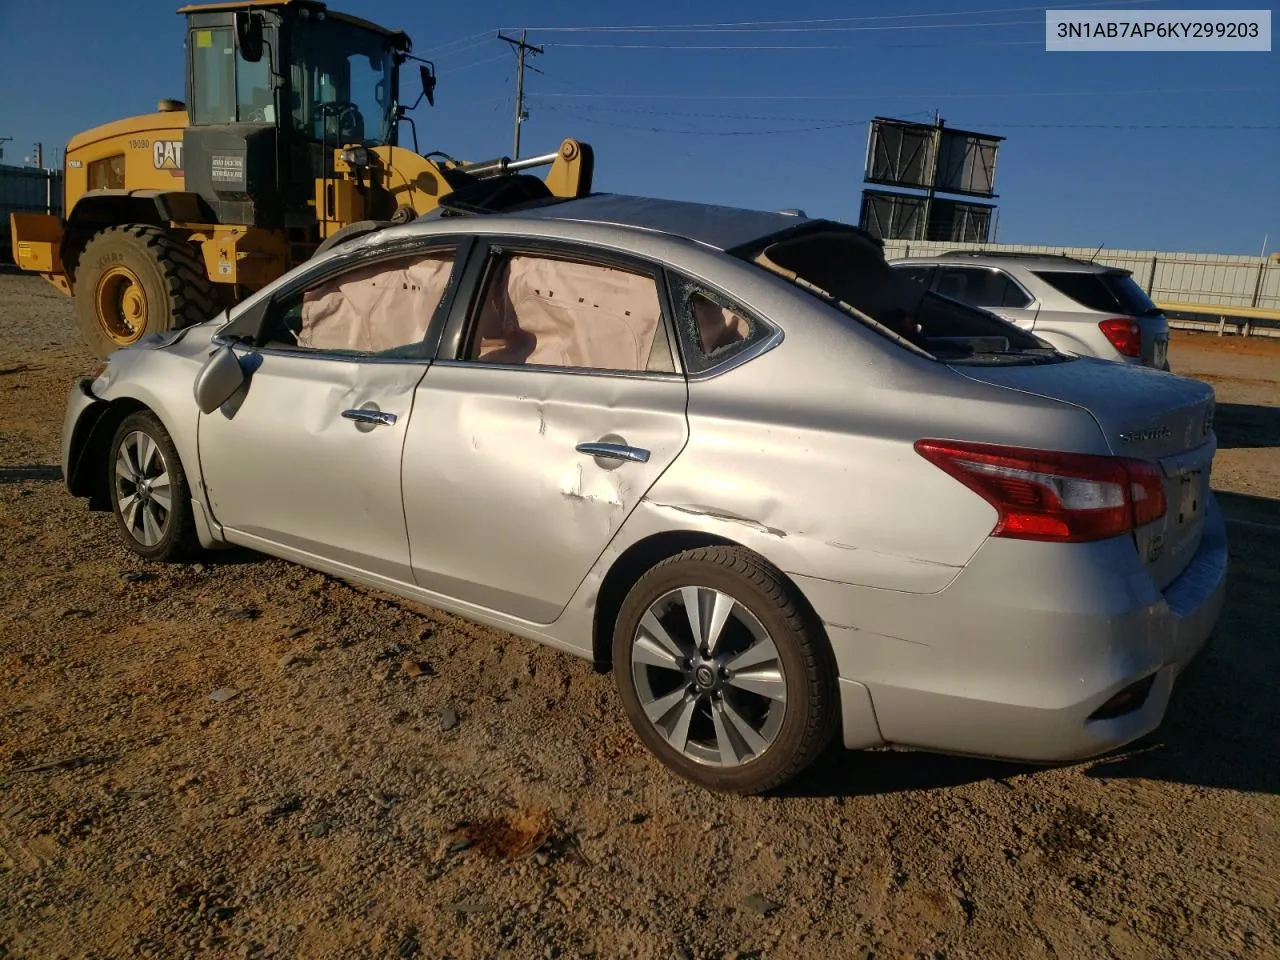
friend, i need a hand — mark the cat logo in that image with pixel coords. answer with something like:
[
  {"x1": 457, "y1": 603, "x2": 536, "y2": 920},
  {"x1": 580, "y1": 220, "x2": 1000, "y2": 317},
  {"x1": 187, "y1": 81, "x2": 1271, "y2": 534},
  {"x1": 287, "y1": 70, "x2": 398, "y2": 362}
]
[{"x1": 152, "y1": 140, "x2": 184, "y2": 171}]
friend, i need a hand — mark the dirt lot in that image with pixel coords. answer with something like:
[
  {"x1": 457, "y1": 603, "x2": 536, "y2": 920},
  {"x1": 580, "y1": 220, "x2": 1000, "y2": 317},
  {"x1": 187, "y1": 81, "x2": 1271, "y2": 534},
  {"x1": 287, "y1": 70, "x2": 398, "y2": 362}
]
[{"x1": 1, "y1": 269, "x2": 1277, "y2": 960}]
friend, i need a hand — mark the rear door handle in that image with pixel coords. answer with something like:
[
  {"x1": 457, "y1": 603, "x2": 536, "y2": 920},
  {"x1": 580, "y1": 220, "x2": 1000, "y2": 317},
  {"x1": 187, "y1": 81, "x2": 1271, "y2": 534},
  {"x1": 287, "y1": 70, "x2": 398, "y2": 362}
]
[
  {"x1": 576, "y1": 441, "x2": 650, "y2": 464},
  {"x1": 342, "y1": 408, "x2": 397, "y2": 427}
]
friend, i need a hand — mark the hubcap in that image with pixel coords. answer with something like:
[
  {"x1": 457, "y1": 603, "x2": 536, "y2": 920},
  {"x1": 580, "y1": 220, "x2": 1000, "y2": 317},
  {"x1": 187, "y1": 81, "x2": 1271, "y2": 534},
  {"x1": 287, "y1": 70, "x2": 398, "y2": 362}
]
[
  {"x1": 630, "y1": 586, "x2": 787, "y2": 767},
  {"x1": 96, "y1": 265, "x2": 149, "y2": 345},
  {"x1": 114, "y1": 431, "x2": 172, "y2": 547}
]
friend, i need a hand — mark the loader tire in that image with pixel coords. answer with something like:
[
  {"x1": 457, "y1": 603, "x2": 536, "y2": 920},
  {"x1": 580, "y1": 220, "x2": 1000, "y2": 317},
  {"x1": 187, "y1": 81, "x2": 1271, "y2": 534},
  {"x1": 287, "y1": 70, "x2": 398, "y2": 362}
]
[{"x1": 74, "y1": 225, "x2": 218, "y2": 359}]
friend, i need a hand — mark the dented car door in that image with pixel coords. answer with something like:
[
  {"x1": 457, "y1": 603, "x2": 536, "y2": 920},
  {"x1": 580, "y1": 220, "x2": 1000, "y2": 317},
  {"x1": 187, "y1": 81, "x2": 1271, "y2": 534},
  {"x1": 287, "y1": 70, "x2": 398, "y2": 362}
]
[
  {"x1": 402, "y1": 245, "x2": 690, "y2": 624},
  {"x1": 199, "y1": 355, "x2": 426, "y2": 580},
  {"x1": 198, "y1": 245, "x2": 460, "y2": 582}
]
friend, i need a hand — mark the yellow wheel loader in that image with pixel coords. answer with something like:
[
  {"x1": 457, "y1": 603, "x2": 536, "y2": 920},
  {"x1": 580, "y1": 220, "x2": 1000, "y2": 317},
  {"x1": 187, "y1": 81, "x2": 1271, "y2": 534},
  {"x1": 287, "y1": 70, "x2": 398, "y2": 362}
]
[{"x1": 8, "y1": 0, "x2": 594, "y2": 358}]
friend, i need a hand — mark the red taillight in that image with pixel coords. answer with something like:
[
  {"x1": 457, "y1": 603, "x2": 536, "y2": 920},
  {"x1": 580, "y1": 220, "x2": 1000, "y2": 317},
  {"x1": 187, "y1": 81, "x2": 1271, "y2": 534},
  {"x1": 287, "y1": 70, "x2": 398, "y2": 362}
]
[
  {"x1": 1125, "y1": 458, "x2": 1167, "y2": 528},
  {"x1": 1098, "y1": 317, "x2": 1142, "y2": 358},
  {"x1": 915, "y1": 440, "x2": 1167, "y2": 543}
]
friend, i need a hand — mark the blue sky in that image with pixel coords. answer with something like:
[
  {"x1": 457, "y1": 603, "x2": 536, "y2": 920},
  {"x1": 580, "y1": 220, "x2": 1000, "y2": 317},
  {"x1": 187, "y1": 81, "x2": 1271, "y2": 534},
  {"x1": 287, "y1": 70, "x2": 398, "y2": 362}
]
[{"x1": 0, "y1": 0, "x2": 1275, "y2": 254}]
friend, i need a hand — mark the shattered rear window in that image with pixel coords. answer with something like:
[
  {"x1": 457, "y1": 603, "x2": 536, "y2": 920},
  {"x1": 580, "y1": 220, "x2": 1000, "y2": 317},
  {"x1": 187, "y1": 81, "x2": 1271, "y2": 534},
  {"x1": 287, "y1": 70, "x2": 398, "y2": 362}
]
[{"x1": 742, "y1": 225, "x2": 1068, "y2": 365}]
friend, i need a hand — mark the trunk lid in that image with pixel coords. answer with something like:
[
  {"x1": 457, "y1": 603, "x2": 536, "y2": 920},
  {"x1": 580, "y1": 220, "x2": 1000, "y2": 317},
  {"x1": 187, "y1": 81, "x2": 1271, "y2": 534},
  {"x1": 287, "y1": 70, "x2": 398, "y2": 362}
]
[{"x1": 951, "y1": 357, "x2": 1216, "y2": 590}]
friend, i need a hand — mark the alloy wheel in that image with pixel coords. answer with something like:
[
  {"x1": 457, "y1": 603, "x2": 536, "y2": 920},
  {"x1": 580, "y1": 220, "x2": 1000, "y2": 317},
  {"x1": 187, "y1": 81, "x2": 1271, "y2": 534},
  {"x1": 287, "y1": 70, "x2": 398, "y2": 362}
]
[
  {"x1": 114, "y1": 430, "x2": 173, "y2": 547},
  {"x1": 629, "y1": 585, "x2": 787, "y2": 767}
]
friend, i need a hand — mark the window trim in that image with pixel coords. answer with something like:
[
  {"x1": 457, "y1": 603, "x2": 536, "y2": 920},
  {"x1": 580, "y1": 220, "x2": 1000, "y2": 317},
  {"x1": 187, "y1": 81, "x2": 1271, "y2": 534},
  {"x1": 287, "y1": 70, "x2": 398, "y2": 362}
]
[
  {"x1": 433, "y1": 236, "x2": 686, "y2": 380},
  {"x1": 213, "y1": 235, "x2": 472, "y2": 363},
  {"x1": 662, "y1": 270, "x2": 783, "y2": 381},
  {"x1": 931, "y1": 265, "x2": 1035, "y2": 311}
]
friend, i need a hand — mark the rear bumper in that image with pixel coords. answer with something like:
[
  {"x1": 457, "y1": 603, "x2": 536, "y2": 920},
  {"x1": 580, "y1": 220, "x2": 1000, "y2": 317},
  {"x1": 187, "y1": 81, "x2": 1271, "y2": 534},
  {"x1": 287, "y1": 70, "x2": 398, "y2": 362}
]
[
  {"x1": 799, "y1": 494, "x2": 1227, "y2": 762},
  {"x1": 1143, "y1": 313, "x2": 1171, "y2": 369}
]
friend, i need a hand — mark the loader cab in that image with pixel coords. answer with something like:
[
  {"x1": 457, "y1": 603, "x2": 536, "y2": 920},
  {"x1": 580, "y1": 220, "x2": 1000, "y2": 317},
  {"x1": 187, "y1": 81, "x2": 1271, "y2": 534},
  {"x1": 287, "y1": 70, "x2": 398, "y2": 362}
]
[{"x1": 179, "y1": 0, "x2": 411, "y2": 232}]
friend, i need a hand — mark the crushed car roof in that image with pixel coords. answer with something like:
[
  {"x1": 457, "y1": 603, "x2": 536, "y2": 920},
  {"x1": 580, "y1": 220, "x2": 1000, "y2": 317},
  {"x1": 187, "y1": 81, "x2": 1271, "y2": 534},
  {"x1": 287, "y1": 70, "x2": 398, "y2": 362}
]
[{"x1": 492, "y1": 193, "x2": 825, "y2": 252}]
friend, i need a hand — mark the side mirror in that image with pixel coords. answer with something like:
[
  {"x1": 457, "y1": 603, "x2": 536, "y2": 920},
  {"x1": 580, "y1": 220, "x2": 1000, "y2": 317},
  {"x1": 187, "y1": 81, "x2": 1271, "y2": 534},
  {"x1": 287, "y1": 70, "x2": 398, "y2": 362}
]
[
  {"x1": 420, "y1": 64, "x2": 436, "y2": 107},
  {"x1": 193, "y1": 345, "x2": 246, "y2": 414},
  {"x1": 235, "y1": 11, "x2": 265, "y2": 63}
]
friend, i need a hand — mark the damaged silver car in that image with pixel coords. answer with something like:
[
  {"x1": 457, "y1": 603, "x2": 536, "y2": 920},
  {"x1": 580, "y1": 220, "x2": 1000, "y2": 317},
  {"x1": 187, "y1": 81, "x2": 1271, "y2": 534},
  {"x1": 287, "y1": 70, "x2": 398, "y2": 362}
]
[{"x1": 62, "y1": 189, "x2": 1227, "y2": 794}]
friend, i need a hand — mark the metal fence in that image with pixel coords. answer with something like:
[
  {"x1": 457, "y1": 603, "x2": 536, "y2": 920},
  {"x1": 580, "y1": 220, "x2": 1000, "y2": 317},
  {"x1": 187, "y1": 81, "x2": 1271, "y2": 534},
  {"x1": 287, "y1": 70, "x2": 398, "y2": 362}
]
[{"x1": 1, "y1": 164, "x2": 63, "y2": 262}]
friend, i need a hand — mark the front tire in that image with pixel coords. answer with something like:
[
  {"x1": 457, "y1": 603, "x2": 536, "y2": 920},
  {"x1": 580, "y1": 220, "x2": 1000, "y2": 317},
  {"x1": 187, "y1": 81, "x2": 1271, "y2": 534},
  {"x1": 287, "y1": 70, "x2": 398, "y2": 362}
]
[
  {"x1": 108, "y1": 411, "x2": 200, "y2": 563},
  {"x1": 612, "y1": 546, "x2": 838, "y2": 794},
  {"x1": 74, "y1": 225, "x2": 218, "y2": 359}
]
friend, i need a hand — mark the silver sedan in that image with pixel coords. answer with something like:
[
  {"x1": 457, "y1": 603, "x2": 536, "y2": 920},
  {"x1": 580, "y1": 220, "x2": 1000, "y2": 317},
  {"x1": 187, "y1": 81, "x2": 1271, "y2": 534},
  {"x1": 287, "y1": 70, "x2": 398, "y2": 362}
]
[{"x1": 62, "y1": 194, "x2": 1227, "y2": 794}]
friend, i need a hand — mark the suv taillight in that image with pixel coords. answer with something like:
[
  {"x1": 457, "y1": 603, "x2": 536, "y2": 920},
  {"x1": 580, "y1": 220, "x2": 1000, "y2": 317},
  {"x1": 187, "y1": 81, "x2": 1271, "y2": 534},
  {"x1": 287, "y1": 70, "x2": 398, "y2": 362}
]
[
  {"x1": 1098, "y1": 317, "x2": 1142, "y2": 358},
  {"x1": 915, "y1": 440, "x2": 1167, "y2": 542}
]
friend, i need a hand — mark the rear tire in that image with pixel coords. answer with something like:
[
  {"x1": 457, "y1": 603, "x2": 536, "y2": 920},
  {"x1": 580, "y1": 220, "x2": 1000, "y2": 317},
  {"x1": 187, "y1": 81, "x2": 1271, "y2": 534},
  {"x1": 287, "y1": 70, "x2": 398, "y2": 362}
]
[
  {"x1": 108, "y1": 411, "x2": 201, "y2": 563},
  {"x1": 74, "y1": 225, "x2": 218, "y2": 359},
  {"x1": 612, "y1": 546, "x2": 838, "y2": 794}
]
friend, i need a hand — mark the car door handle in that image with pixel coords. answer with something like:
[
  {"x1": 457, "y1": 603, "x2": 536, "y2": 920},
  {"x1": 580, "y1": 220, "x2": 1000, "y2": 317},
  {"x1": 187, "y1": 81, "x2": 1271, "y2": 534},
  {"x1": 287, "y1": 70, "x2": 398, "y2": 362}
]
[
  {"x1": 342, "y1": 408, "x2": 397, "y2": 427},
  {"x1": 576, "y1": 441, "x2": 650, "y2": 464}
]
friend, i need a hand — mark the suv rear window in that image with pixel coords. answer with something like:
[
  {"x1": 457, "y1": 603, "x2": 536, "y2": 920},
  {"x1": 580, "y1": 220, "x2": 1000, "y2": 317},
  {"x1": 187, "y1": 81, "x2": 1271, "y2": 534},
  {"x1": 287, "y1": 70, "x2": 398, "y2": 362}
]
[{"x1": 1033, "y1": 270, "x2": 1159, "y2": 316}]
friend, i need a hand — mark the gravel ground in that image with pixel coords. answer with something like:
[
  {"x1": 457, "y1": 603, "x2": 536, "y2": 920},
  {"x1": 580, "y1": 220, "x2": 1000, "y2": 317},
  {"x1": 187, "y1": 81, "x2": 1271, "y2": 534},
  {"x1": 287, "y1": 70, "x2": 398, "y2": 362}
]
[{"x1": 1, "y1": 269, "x2": 1278, "y2": 960}]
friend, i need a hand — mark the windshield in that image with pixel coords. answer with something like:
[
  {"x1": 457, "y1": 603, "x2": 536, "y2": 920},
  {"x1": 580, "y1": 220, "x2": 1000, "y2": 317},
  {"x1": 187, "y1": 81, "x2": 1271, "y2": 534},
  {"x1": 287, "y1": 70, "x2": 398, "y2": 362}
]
[
  {"x1": 747, "y1": 226, "x2": 1068, "y2": 365},
  {"x1": 289, "y1": 18, "x2": 396, "y2": 147},
  {"x1": 1032, "y1": 269, "x2": 1160, "y2": 316}
]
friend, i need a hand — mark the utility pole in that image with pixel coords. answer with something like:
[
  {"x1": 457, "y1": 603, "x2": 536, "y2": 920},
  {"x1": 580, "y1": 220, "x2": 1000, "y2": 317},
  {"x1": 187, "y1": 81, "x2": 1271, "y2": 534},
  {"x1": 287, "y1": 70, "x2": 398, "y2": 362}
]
[
  {"x1": 921, "y1": 111, "x2": 943, "y2": 242},
  {"x1": 498, "y1": 30, "x2": 542, "y2": 159}
]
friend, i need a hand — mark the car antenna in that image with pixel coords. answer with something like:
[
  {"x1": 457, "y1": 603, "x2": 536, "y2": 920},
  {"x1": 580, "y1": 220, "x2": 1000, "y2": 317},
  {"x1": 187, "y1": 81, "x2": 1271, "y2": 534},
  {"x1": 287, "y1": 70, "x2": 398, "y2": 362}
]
[{"x1": 1088, "y1": 241, "x2": 1105, "y2": 263}]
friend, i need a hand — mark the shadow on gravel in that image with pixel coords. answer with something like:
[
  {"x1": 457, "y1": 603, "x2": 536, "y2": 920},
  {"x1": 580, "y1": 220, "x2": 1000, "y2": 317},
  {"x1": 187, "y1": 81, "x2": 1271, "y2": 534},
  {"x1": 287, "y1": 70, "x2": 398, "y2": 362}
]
[
  {"x1": 1216, "y1": 488, "x2": 1280, "y2": 527},
  {"x1": 199, "y1": 546, "x2": 265, "y2": 567},
  {"x1": 1086, "y1": 490, "x2": 1280, "y2": 796},
  {"x1": 0, "y1": 465, "x2": 63, "y2": 484},
  {"x1": 781, "y1": 747, "x2": 1033, "y2": 798},
  {"x1": 1214, "y1": 403, "x2": 1280, "y2": 449}
]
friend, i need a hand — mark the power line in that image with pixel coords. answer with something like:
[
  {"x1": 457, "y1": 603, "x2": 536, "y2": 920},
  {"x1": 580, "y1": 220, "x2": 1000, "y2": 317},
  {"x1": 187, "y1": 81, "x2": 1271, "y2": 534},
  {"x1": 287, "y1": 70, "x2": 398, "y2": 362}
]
[
  {"x1": 580, "y1": 105, "x2": 1280, "y2": 129},
  {"x1": 447, "y1": 53, "x2": 509, "y2": 74},
  {"x1": 505, "y1": 0, "x2": 1160, "y2": 33},
  {"x1": 532, "y1": 19, "x2": 1058, "y2": 51},
  {"x1": 528, "y1": 67, "x2": 609, "y2": 97},
  {"x1": 421, "y1": 31, "x2": 494, "y2": 56},
  {"x1": 528, "y1": 85, "x2": 1278, "y2": 102},
  {"x1": 974, "y1": 122, "x2": 1280, "y2": 129},
  {"x1": 432, "y1": 37, "x2": 494, "y2": 59},
  {"x1": 545, "y1": 38, "x2": 1046, "y2": 50},
  {"x1": 536, "y1": 103, "x2": 867, "y2": 136},
  {"x1": 539, "y1": 18, "x2": 1048, "y2": 42},
  {"x1": 539, "y1": 18, "x2": 1043, "y2": 37},
  {"x1": 435, "y1": 94, "x2": 513, "y2": 110},
  {"x1": 527, "y1": 97, "x2": 906, "y2": 124},
  {"x1": 538, "y1": 102, "x2": 1280, "y2": 134}
]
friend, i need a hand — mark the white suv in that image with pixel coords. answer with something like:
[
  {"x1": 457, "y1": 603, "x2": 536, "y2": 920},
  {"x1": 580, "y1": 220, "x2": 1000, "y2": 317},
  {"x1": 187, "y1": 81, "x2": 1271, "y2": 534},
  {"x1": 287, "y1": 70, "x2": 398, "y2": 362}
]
[{"x1": 889, "y1": 252, "x2": 1171, "y2": 370}]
